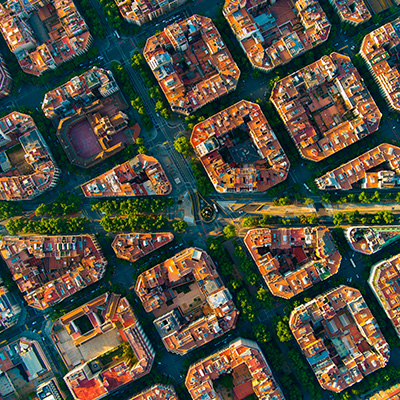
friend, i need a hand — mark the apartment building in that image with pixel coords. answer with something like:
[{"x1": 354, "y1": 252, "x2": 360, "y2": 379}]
[
  {"x1": 144, "y1": 15, "x2": 240, "y2": 115},
  {"x1": 0, "y1": 0, "x2": 93, "y2": 75},
  {"x1": 112, "y1": 233, "x2": 174, "y2": 263},
  {"x1": 345, "y1": 226, "x2": 400, "y2": 255},
  {"x1": 36, "y1": 379, "x2": 65, "y2": 400},
  {"x1": 191, "y1": 100, "x2": 290, "y2": 193},
  {"x1": 315, "y1": 143, "x2": 400, "y2": 190},
  {"x1": 0, "y1": 53, "x2": 12, "y2": 98},
  {"x1": 0, "y1": 338, "x2": 52, "y2": 399},
  {"x1": 81, "y1": 154, "x2": 172, "y2": 197},
  {"x1": 223, "y1": 0, "x2": 331, "y2": 72},
  {"x1": 185, "y1": 338, "x2": 285, "y2": 400},
  {"x1": 0, "y1": 235, "x2": 107, "y2": 310},
  {"x1": 244, "y1": 227, "x2": 341, "y2": 299},
  {"x1": 51, "y1": 292, "x2": 155, "y2": 400},
  {"x1": 289, "y1": 285, "x2": 390, "y2": 392},
  {"x1": 0, "y1": 112, "x2": 60, "y2": 201},
  {"x1": 135, "y1": 248, "x2": 239, "y2": 355},
  {"x1": 271, "y1": 52, "x2": 381, "y2": 161},
  {"x1": 115, "y1": 0, "x2": 186, "y2": 26},
  {"x1": 42, "y1": 67, "x2": 120, "y2": 119},
  {"x1": 329, "y1": 0, "x2": 371, "y2": 25},
  {"x1": 0, "y1": 278, "x2": 21, "y2": 332},
  {"x1": 360, "y1": 18, "x2": 400, "y2": 111},
  {"x1": 128, "y1": 385, "x2": 178, "y2": 400},
  {"x1": 369, "y1": 254, "x2": 400, "y2": 339}
]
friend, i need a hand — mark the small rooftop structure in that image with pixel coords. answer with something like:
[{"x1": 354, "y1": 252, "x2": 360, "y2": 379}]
[
  {"x1": 81, "y1": 154, "x2": 172, "y2": 197},
  {"x1": 315, "y1": 144, "x2": 400, "y2": 190},
  {"x1": 143, "y1": 14, "x2": 240, "y2": 115},
  {"x1": 112, "y1": 232, "x2": 174, "y2": 263},
  {"x1": 127, "y1": 385, "x2": 178, "y2": 400},
  {"x1": 0, "y1": 235, "x2": 107, "y2": 310},
  {"x1": 185, "y1": 338, "x2": 285, "y2": 400},
  {"x1": 135, "y1": 248, "x2": 239, "y2": 355},
  {"x1": 289, "y1": 285, "x2": 390, "y2": 392},
  {"x1": 271, "y1": 52, "x2": 381, "y2": 162},
  {"x1": 52, "y1": 292, "x2": 155, "y2": 400},
  {"x1": 244, "y1": 227, "x2": 341, "y2": 298},
  {"x1": 191, "y1": 100, "x2": 290, "y2": 193}
]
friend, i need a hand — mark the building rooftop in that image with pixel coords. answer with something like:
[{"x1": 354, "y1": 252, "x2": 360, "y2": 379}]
[
  {"x1": 345, "y1": 226, "x2": 400, "y2": 255},
  {"x1": 135, "y1": 248, "x2": 239, "y2": 355},
  {"x1": 36, "y1": 379, "x2": 65, "y2": 400},
  {"x1": 112, "y1": 232, "x2": 174, "y2": 263},
  {"x1": 191, "y1": 100, "x2": 290, "y2": 193},
  {"x1": 270, "y1": 52, "x2": 381, "y2": 162},
  {"x1": 81, "y1": 154, "x2": 172, "y2": 197},
  {"x1": 115, "y1": 0, "x2": 187, "y2": 26},
  {"x1": 223, "y1": 0, "x2": 331, "y2": 72},
  {"x1": 330, "y1": 0, "x2": 371, "y2": 25},
  {"x1": 55, "y1": 93, "x2": 129, "y2": 169},
  {"x1": 0, "y1": 52, "x2": 12, "y2": 98},
  {"x1": 185, "y1": 338, "x2": 285, "y2": 400},
  {"x1": 289, "y1": 285, "x2": 390, "y2": 393},
  {"x1": 42, "y1": 67, "x2": 120, "y2": 119},
  {"x1": 0, "y1": 112, "x2": 60, "y2": 201},
  {"x1": 315, "y1": 143, "x2": 400, "y2": 190},
  {"x1": 0, "y1": 235, "x2": 107, "y2": 310},
  {"x1": 244, "y1": 227, "x2": 341, "y2": 299},
  {"x1": 360, "y1": 18, "x2": 400, "y2": 112},
  {"x1": 52, "y1": 292, "x2": 155, "y2": 400},
  {"x1": 0, "y1": 278, "x2": 21, "y2": 332},
  {"x1": 0, "y1": 337, "x2": 52, "y2": 399},
  {"x1": 369, "y1": 254, "x2": 400, "y2": 340},
  {"x1": 128, "y1": 385, "x2": 178, "y2": 400},
  {"x1": 0, "y1": 0, "x2": 93, "y2": 76},
  {"x1": 143, "y1": 14, "x2": 240, "y2": 115}
]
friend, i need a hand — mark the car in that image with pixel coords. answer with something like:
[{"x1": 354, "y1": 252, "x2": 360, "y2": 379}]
[
  {"x1": 349, "y1": 277, "x2": 352, "y2": 282},
  {"x1": 356, "y1": 274, "x2": 360, "y2": 278}
]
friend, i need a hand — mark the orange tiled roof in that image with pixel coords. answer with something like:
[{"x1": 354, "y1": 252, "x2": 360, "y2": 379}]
[
  {"x1": 315, "y1": 143, "x2": 400, "y2": 190},
  {"x1": 271, "y1": 52, "x2": 381, "y2": 162},
  {"x1": 0, "y1": 0, "x2": 93, "y2": 76},
  {"x1": 112, "y1": 233, "x2": 174, "y2": 263},
  {"x1": 0, "y1": 112, "x2": 60, "y2": 201},
  {"x1": 81, "y1": 154, "x2": 172, "y2": 197},
  {"x1": 135, "y1": 248, "x2": 238, "y2": 355},
  {"x1": 244, "y1": 227, "x2": 341, "y2": 299},
  {"x1": 42, "y1": 67, "x2": 119, "y2": 119},
  {"x1": 360, "y1": 18, "x2": 400, "y2": 112},
  {"x1": 185, "y1": 338, "x2": 285, "y2": 400},
  {"x1": 369, "y1": 254, "x2": 400, "y2": 340},
  {"x1": 0, "y1": 235, "x2": 107, "y2": 310},
  {"x1": 223, "y1": 0, "x2": 331, "y2": 72},
  {"x1": 143, "y1": 15, "x2": 240, "y2": 116},
  {"x1": 330, "y1": 0, "x2": 371, "y2": 25},
  {"x1": 115, "y1": 0, "x2": 187, "y2": 26},
  {"x1": 345, "y1": 226, "x2": 400, "y2": 255},
  {"x1": 289, "y1": 285, "x2": 390, "y2": 393},
  {"x1": 53, "y1": 292, "x2": 155, "y2": 400},
  {"x1": 191, "y1": 100, "x2": 290, "y2": 193}
]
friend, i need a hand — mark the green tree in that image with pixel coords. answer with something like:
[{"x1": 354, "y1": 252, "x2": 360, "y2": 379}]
[
  {"x1": 223, "y1": 224, "x2": 236, "y2": 239},
  {"x1": 274, "y1": 316, "x2": 292, "y2": 342},
  {"x1": 253, "y1": 324, "x2": 271, "y2": 343},
  {"x1": 172, "y1": 220, "x2": 188, "y2": 233},
  {"x1": 174, "y1": 136, "x2": 191, "y2": 157}
]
